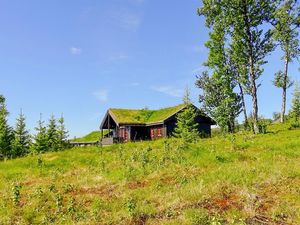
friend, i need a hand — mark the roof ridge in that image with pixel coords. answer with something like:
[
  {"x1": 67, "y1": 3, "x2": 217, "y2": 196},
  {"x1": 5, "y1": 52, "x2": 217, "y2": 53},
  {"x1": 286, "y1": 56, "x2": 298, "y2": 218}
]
[{"x1": 109, "y1": 103, "x2": 186, "y2": 112}]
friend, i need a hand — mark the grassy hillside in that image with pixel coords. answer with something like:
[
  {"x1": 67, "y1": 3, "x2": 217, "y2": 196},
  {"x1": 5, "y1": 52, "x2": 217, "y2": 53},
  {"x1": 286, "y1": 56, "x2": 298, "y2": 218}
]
[
  {"x1": 72, "y1": 130, "x2": 108, "y2": 142},
  {"x1": 0, "y1": 124, "x2": 299, "y2": 224}
]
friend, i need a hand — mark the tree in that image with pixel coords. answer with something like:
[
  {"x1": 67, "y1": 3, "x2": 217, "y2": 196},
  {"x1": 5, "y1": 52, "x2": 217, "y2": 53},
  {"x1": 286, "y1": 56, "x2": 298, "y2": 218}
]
[
  {"x1": 199, "y1": 0, "x2": 276, "y2": 133},
  {"x1": 182, "y1": 86, "x2": 192, "y2": 105},
  {"x1": 57, "y1": 114, "x2": 69, "y2": 150},
  {"x1": 273, "y1": 70, "x2": 294, "y2": 122},
  {"x1": 272, "y1": 0, "x2": 300, "y2": 123},
  {"x1": 195, "y1": 21, "x2": 242, "y2": 133},
  {"x1": 47, "y1": 115, "x2": 59, "y2": 151},
  {"x1": 11, "y1": 110, "x2": 31, "y2": 158},
  {"x1": 0, "y1": 95, "x2": 13, "y2": 158},
  {"x1": 174, "y1": 89, "x2": 199, "y2": 143},
  {"x1": 289, "y1": 82, "x2": 300, "y2": 122},
  {"x1": 31, "y1": 114, "x2": 48, "y2": 153}
]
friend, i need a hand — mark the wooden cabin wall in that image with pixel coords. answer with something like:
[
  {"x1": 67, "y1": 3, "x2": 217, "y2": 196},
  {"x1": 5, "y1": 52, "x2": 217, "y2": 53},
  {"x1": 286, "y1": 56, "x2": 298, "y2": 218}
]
[{"x1": 150, "y1": 125, "x2": 166, "y2": 140}]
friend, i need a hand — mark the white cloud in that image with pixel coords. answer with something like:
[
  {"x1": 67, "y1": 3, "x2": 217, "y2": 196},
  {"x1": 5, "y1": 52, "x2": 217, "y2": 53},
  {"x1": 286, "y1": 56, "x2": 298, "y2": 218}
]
[
  {"x1": 151, "y1": 86, "x2": 184, "y2": 98},
  {"x1": 93, "y1": 89, "x2": 108, "y2": 102},
  {"x1": 70, "y1": 47, "x2": 82, "y2": 55}
]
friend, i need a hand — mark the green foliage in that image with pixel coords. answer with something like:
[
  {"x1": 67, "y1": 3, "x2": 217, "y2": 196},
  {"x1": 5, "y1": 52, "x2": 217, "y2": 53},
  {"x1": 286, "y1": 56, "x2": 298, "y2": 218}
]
[
  {"x1": 173, "y1": 104, "x2": 199, "y2": 144},
  {"x1": 198, "y1": 0, "x2": 277, "y2": 133},
  {"x1": 31, "y1": 115, "x2": 48, "y2": 154},
  {"x1": 47, "y1": 115, "x2": 59, "y2": 151},
  {"x1": 273, "y1": 70, "x2": 294, "y2": 89},
  {"x1": 0, "y1": 95, "x2": 14, "y2": 158},
  {"x1": 289, "y1": 83, "x2": 300, "y2": 121},
  {"x1": 125, "y1": 197, "x2": 137, "y2": 217},
  {"x1": 272, "y1": 0, "x2": 300, "y2": 62},
  {"x1": 11, "y1": 111, "x2": 31, "y2": 158},
  {"x1": 57, "y1": 115, "x2": 69, "y2": 150},
  {"x1": 12, "y1": 184, "x2": 22, "y2": 206},
  {"x1": 196, "y1": 70, "x2": 242, "y2": 133}
]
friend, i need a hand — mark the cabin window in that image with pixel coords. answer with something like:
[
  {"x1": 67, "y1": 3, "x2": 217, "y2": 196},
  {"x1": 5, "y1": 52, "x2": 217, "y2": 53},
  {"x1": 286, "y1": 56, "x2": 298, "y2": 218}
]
[
  {"x1": 151, "y1": 129, "x2": 154, "y2": 138},
  {"x1": 157, "y1": 128, "x2": 162, "y2": 137}
]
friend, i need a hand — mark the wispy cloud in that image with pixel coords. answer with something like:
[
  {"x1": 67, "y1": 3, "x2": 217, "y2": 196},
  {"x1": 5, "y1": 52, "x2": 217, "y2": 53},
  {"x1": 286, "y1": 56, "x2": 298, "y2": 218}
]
[
  {"x1": 93, "y1": 89, "x2": 108, "y2": 102},
  {"x1": 70, "y1": 47, "x2": 82, "y2": 55},
  {"x1": 109, "y1": 52, "x2": 129, "y2": 61},
  {"x1": 109, "y1": 10, "x2": 142, "y2": 32},
  {"x1": 151, "y1": 85, "x2": 184, "y2": 98}
]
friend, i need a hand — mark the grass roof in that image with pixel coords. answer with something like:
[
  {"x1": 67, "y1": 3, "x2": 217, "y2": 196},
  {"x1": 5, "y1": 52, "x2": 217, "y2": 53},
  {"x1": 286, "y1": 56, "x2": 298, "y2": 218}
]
[
  {"x1": 72, "y1": 130, "x2": 109, "y2": 142},
  {"x1": 109, "y1": 104, "x2": 186, "y2": 124}
]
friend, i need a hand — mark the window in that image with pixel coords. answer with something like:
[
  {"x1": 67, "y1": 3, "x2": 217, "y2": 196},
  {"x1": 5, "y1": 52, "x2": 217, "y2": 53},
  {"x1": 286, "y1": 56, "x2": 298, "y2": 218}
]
[{"x1": 157, "y1": 128, "x2": 162, "y2": 136}]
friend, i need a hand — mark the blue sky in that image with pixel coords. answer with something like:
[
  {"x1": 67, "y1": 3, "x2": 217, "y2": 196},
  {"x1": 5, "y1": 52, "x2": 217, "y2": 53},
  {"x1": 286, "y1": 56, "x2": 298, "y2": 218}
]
[{"x1": 0, "y1": 0, "x2": 299, "y2": 138}]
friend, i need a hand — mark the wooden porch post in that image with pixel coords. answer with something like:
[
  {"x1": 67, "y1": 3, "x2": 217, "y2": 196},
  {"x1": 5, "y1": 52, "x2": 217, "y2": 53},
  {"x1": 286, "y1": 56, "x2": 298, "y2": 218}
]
[{"x1": 108, "y1": 114, "x2": 110, "y2": 137}]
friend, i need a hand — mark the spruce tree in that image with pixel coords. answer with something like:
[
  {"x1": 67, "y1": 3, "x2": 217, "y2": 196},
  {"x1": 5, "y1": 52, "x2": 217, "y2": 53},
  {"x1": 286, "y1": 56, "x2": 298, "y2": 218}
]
[
  {"x1": 0, "y1": 95, "x2": 13, "y2": 158},
  {"x1": 174, "y1": 88, "x2": 199, "y2": 143},
  {"x1": 31, "y1": 114, "x2": 48, "y2": 153},
  {"x1": 11, "y1": 110, "x2": 31, "y2": 158},
  {"x1": 57, "y1": 114, "x2": 69, "y2": 150},
  {"x1": 47, "y1": 115, "x2": 59, "y2": 151}
]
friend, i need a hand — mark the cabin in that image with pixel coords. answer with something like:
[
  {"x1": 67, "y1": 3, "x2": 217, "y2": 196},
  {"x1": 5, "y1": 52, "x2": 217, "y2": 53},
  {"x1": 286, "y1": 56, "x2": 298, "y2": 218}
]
[
  {"x1": 99, "y1": 104, "x2": 215, "y2": 145},
  {"x1": 100, "y1": 104, "x2": 215, "y2": 144}
]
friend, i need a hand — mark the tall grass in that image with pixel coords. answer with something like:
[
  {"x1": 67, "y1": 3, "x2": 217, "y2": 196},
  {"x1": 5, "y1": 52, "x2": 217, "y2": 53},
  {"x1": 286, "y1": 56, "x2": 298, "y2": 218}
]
[{"x1": 0, "y1": 124, "x2": 299, "y2": 224}]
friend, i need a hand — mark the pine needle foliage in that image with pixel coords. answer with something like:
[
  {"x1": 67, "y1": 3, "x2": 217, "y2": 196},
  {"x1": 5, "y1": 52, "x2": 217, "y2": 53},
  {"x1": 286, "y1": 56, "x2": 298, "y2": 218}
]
[
  {"x1": 0, "y1": 95, "x2": 13, "y2": 158},
  {"x1": 57, "y1": 115, "x2": 69, "y2": 150},
  {"x1": 11, "y1": 110, "x2": 31, "y2": 158},
  {"x1": 174, "y1": 88, "x2": 199, "y2": 144},
  {"x1": 31, "y1": 115, "x2": 48, "y2": 154},
  {"x1": 47, "y1": 115, "x2": 59, "y2": 151}
]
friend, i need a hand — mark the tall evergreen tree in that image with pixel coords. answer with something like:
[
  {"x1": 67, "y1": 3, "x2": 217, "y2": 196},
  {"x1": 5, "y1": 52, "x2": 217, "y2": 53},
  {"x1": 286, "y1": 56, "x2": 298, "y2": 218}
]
[
  {"x1": 199, "y1": 0, "x2": 277, "y2": 133},
  {"x1": 31, "y1": 114, "x2": 48, "y2": 153},
  {"x1": 11, "y1": 110, "x2": 31, "y2": 158},
  {"x1": 57, "y1": 114, "x2": 69, "y2": 150},
  {"x1": 174, "y1": 88, "x2": 199, "y2": 143},
  {"x1": 272, "y1": 0, "x2": 300, "y2": 123},
  {"x1": 47, "y1": 115, "x2": 59, "y2": 151},
  {"x1": 0, "y1": 95, "x2": 13, "y2": 158}
]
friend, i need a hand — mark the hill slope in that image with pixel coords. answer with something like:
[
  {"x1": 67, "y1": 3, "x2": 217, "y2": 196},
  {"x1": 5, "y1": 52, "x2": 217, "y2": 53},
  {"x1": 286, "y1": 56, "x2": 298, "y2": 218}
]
[{"x1": 0, "y1": 124, "x2": 299, "y2": 224}]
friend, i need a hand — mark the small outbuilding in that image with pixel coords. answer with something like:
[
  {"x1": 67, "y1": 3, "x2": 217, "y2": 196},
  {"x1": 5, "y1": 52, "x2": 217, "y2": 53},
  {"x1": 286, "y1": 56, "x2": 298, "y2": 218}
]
[{"x1": 99, "y1": 104, "x2": 215, "y2": 145}]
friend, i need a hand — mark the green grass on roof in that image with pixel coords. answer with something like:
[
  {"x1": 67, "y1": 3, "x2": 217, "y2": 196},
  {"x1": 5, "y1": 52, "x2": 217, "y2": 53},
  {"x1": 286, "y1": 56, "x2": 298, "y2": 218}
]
[
  {"x1": 109, "y1": 104, "x2": 185, "y2": 124},
  {"x1": 72, "y1": 130, "x2": 109, "y2": 142}
]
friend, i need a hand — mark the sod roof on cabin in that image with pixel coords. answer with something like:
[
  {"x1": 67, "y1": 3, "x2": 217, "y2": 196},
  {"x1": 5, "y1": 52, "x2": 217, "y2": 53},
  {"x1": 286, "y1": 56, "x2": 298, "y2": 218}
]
[{"x1": 109, "y1": 104, "x2": 186, "y2": 124}]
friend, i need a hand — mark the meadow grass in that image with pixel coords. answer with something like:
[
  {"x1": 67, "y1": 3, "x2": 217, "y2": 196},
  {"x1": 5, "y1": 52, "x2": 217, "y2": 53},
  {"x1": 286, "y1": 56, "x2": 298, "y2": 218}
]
[{"x1": 0, "y1": 124, "x2": 299, "y2": 224}]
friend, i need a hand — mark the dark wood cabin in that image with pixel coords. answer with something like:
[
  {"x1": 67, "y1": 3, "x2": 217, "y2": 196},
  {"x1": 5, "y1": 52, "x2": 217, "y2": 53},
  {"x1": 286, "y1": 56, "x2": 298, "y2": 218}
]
[{"x1": 99, "y1": 104, "x2": 215, "y2": 145}]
